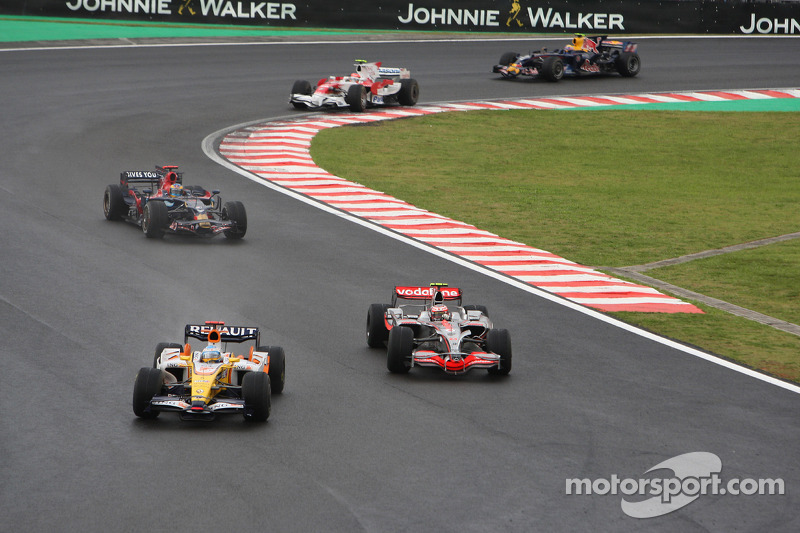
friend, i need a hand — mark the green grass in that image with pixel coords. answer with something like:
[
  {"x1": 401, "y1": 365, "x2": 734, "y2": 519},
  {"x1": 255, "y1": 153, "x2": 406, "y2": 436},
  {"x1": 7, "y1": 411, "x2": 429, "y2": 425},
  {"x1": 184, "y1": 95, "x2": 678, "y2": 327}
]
[
  {"x1": 649, "y1": 239, "x2": 800, "y2": 326},
  {"x1": 0, "y1": 15, "x2": 386, "y2": 42},
  {"x1": 311, "y1": 110, "x2": 800, "y2": 383}
]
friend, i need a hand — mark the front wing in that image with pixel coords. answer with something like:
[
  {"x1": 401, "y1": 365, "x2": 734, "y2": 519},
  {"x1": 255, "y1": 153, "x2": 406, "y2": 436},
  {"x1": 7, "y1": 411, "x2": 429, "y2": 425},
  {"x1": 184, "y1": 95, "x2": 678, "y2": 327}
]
[
  {"x1": 147, "y1": 385, "x2": 247, "y2": 421},
  {"x1": 289, "y1": 91, "x2": 393, "y2": 110},
  {"x1": 167, "y1": 217, "x2": 235, "y2": 236},
  {"x1": 412, "y1": 349, "x2": 501, "y2": 375}
]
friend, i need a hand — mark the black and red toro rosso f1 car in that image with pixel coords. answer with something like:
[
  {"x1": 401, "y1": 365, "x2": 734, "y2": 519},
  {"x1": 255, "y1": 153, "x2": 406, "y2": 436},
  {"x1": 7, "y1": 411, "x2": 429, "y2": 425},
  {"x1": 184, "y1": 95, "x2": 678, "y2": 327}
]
[
  {"x1": 366, "y1": 283, "x2": 512, "y2": 376},
  {"x1": 103, "y1": 165, "x2": 247, "y2": 239},
  {"x1": 493, "y1": 34, "x2": 640, "y2": 82}
]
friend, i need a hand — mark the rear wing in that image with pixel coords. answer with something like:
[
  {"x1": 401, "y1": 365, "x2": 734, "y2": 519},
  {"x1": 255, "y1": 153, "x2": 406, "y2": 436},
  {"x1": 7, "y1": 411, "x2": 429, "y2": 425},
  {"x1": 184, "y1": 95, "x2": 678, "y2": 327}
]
[
  {"x1": 183, "y1": 322, "x2": 261, "y2": 344},
  {"x1": 353, "y1": 60, "x2": 410, "y2": 80},
  {"x1": 119, "y1": 165, "x2": 183, "y2": 189},
  {"x1": 377, "y1": 66, "x2": 410, "y2": 79},
  {"x1": 392, "y1": 285, "x2": 462, "y2": 306},
  {"x1": 594, "y1": 36, "x2": 637, "y2": 53}
]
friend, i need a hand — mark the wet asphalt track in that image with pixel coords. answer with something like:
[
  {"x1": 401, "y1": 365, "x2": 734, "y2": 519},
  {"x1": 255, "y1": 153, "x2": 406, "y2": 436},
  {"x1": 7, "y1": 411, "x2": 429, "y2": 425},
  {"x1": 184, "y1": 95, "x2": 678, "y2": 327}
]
[{"x1": 1, "y1": 36, "x2": 800, "y2": 532}]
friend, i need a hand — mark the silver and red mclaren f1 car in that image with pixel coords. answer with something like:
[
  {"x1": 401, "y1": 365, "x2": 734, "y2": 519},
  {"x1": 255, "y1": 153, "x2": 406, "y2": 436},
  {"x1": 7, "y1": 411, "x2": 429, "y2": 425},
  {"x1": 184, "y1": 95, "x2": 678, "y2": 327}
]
[
  {"x1": 366, "y1": 283, "x2": 512, "y2": 376},
  {"x1": 289, "y1": 59, "x2": 420, "y2": 112},
  {"x1": 133, "y1": 321, "x2": 285, "y2": 422}
]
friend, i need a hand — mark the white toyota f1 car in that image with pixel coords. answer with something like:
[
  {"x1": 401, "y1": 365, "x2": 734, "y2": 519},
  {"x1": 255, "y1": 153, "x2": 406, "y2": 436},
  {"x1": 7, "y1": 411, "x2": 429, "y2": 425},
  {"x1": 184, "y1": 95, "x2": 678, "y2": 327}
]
[
  {"x1": 289, "y1": 60, "x2": 419, "y2": 112},
  {"x1": 133, "y1": 321, "x2": 285, "y2": 422},
  {"x1": 366, "y1": 283, "x2": 512, "y2": 375}
]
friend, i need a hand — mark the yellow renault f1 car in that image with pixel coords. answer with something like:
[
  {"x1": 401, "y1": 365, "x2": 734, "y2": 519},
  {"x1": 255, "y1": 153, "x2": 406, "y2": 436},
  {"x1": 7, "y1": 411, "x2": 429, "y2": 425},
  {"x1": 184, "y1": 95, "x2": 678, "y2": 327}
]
[{"x1": 133, "y1": 321, "x2": 285, "y2": 422}]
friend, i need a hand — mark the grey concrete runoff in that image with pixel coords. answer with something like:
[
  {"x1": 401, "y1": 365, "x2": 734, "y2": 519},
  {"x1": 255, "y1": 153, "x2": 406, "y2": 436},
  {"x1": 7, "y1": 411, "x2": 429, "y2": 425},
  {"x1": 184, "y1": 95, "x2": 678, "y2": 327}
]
[{"x1": 600, "y1": 231, "x2": 800, "y2": 336}]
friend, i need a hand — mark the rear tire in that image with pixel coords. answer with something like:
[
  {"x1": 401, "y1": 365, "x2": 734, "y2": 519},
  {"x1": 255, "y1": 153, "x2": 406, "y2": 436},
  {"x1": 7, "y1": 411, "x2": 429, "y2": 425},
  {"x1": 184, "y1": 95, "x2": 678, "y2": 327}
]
[
  {"x1": 366, "y1": 303, "x2": 390, "y2": 348},
  {"x1": 222, "y1": 200, "x2": 247, "y2": 239},
  {"x1": 264, "y1": 346, "x2": 285, "y2": 395},
  {"x1": 616, "y1": 52, "x2": 641, "y2": 77},
  {"x1": 387, "y1": 326, "x2": 413, "y2": 374},
  {"x1": 133, "y1": 367, "x2": 164, "y2": 419},
  {"x1": 142, "y1": 201, "x2": 168, "y2": 239},
  {"x1": 398, "y1": 79, "x2": 419, "y2": 106},
  {"x1": 486, "y1": 329, "x2": 512, "y2": 376},
  {"x1": 540, "y1": 56, "x2": 564, "y2": 81},
  {"x1": 103, "y1": 184, "x2": 127, "y2": 221},
  {"x1": 242, "y1": 371, "x2": 271, "y2": 422},
  {"x1": 346, "y1": 84, "x2": 367, "y2": 112}
]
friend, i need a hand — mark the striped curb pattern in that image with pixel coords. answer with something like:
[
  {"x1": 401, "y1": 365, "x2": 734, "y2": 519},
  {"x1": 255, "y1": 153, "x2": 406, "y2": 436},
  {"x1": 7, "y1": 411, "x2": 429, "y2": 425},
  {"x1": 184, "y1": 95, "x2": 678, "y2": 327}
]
[{"x1": 218, "y1": 89, "x2": 799, "y2": 313}]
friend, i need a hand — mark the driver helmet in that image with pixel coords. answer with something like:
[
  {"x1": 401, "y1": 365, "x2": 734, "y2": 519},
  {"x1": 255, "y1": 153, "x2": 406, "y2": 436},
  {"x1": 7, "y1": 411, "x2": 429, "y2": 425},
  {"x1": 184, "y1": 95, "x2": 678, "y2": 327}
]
[
  {"x1": 169, "y1": 183, "x2": 184, "y2": 198},
  {"x1": 430, "y1": 305, "x2": 450, "y2": 321},
  {"x1": 567, "y1": 34, "x2": 586, "y2": 51},
  {"x1": 200, "y1": 343, "x2": 223, "y2": 363}
]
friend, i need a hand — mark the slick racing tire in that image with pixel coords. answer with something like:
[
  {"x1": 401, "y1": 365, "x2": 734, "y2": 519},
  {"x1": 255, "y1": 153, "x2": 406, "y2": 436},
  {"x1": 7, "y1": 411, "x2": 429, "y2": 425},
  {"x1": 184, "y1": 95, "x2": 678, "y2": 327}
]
[
  {"x1": 346, "y1": 84, "x2": 367, "y2": 112},
  {"x1": 222, "y1": 201, "x2": 247, "y2": 240},
  {"x1": 366, "y1": 303, "x2": 390, "y2": 348},
  {"x1": 463, "y1": 304, "x2": 489, "y2": 318},
  {"x1": 398, "y1": 78, "x2": 419, "y2": 106},
  {"x1": 616, "y1": 52, "x2": 641, "y2": 77},
  {"x1": 261, "y1": 345, "x2": 285, "y2": 395},
  {"x1": 153, "y1": 342, "x2": 182, "y2": 368},
  {"x1": 486, "y1": 329, "x2": 512, "y2": 376},
  {"x1": 103, "y1": 184, "x2": 127, "y2": 221},
  {"x1": 142, "y1": 201, "x2": 168, "y2": 239},
  {"x1": 291, "y1": 80, "x2": 312, "y2": 109},
  {"x1": 387, "y1": 326, "x2": 413, "y2": 374},
  {"x1": 133, "y1": 367, "x2": 165, "y2": 419},
  {"x1": 292, "y1": 79, "x2": 312, "y2": 95},
  {"x1": 499, "y1": 51, "x2": 519, "y2": 66},
  {"x1": 540, "y1": 56, "x2": 564, "y2": 82},
  {"x1": 242, "y1": 371, "x2": 271, "y2": 422}
]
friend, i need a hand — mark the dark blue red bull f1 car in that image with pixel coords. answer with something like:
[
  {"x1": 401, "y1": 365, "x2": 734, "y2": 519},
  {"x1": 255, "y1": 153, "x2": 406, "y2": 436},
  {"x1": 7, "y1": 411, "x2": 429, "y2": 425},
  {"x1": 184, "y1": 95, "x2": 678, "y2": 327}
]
[{"x1": 493, "y1": 34, "x2": 640, "y2": 82}]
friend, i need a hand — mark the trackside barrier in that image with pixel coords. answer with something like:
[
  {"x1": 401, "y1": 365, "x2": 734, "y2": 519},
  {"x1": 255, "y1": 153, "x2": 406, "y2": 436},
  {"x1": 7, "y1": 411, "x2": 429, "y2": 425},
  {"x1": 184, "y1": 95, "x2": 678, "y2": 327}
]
[{"x1": 2, "y1": 0, "x2": 800, "y2": 35}]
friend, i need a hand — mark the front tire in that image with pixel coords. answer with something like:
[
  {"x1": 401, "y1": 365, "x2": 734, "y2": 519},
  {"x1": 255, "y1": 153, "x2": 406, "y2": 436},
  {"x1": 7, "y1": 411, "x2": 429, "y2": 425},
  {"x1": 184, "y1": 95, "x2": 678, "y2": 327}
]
[
  {"x1": 486, "y1": 329, "x2": 512, "y2": 376},
  {"x1": 242, "y1": 371, "x2": 271, "y2": 422},
  {"x1": 346, "y1": 84, "x2": 367, "y2": 112},
  {"x1": 264, "y1": 345, "x2": 285, "y2": 395},
  {"x1": 463, "y1": 304, "x2": 489, "y2": 318},
  {"x1": 499, "y1": 52, "x2": 519, "y2": 66},
  {"x1": 133, "y1": 367, "x2": 165, "y2": 419},
  {"x1": 291, "y1": 80, "x2": 312, "y2": 109},
  {"x1": 142, "y1": 201, "x2": 168, "y2": 239},
  {"x1": 104, "y1": 184, "x2": 127, "y2": 221},
  {"x1": 366, "y1": 303, "x2": 390, "y2": 348},
  {"x1": 398, "y1": 79, "x2": 419, "y2": 106},
  {"x1": 292, "y1": 79, "x2": 312, "y2": 95},
  {"x1": 222, "y1": 200, "x2": 247, "y2": 239},
  {"x1": 540, "y1": 56, "x2": 564, "y2": 81},
  {"x1": 387, "y1": 326, "x2": 413, "y2": 374}
]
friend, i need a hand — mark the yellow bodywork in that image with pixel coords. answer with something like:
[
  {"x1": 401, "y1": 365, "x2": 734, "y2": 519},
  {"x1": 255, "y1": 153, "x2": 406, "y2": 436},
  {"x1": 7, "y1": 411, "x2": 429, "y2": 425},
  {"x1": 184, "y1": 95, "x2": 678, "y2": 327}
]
[{"x1": 179, "y1": 353, "x2": 241, "y2": 408}]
